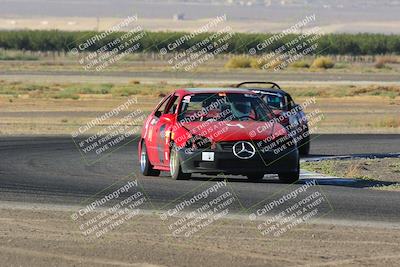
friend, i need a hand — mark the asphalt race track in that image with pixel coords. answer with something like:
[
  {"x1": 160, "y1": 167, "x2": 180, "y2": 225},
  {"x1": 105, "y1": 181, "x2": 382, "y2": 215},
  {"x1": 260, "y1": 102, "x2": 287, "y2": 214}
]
[{"x1": 0, "y1": 134, "x2": 399, "y2": 225}]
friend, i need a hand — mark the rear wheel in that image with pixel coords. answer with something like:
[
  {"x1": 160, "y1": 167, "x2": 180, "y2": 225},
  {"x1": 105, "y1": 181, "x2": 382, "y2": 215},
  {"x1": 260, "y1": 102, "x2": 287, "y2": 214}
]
[
  {"x1": 140, "y1": 143, "x2": 160, "y2": 176},
  {"x1": 170, "y1": 146, "x2": 191, "y2": 180},
  {"x1": 246, "y1": 173, "x2": 265, "y2": 182}
]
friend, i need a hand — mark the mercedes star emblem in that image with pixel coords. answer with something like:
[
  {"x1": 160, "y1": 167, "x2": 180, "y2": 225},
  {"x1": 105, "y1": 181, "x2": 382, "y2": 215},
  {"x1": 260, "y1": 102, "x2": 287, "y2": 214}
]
[{"x1": 232, "y1": 141, "x2": 256, "y2": 159}]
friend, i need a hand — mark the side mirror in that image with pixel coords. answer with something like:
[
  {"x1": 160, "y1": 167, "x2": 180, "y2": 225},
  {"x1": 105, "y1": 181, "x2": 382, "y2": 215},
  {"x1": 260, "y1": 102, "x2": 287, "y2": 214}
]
[
  {"x1": 154, "y1": 110, "x2": 162, "y2": 117},
  {"x1": 160, "y1": 113, "x2": 175, "y2": 123},
  {"x1": 291, "y1": 104, "x2": 302, "y2": 111}
]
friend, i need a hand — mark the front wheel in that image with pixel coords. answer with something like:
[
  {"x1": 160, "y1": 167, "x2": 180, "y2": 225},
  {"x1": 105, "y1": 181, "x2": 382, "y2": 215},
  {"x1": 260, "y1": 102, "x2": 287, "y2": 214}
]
[
  {"x1": 298, "y1": 135, "x2": 310, "y2": 155},
  {"x1": 278, "y1": 170, "x2": 299, "y2": 184},
  {"x1": 140, "y1": 143, "x2": 160, "y2": 176},
  {"x1": 170, "y1": 146, "x2": 191, "y2": 180}
]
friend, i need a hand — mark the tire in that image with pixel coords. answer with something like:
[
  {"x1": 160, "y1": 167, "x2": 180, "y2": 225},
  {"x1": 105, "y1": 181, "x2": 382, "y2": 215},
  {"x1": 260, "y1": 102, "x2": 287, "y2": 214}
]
[
  {"x1": 246, "y1": 173, "x2": 265, "y2": 182},
  {"x1": 298, "y1": 135, "x2": 310, "y2": 156},
  {"x1": 278, "y1": 170, "x2": 300, "y2": 184},
  {"x1": 170, "y1": 145, "x2": 191, "y2": 180},
  {"x1": 140, "y1": 143, "x2": 160, "y2": 176}
]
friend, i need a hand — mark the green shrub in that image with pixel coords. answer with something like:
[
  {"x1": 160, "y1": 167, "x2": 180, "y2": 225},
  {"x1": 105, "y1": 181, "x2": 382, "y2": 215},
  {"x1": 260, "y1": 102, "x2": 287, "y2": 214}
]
[
  {"x1": 53, "y1": 90, "x2": 79, "y2": 100},
  {"x1": 311, "y1": 57, "x2": 335, "y2": 69},
  {"x1": 0, "y1": 53, "x2": 38, "y2": 61}
]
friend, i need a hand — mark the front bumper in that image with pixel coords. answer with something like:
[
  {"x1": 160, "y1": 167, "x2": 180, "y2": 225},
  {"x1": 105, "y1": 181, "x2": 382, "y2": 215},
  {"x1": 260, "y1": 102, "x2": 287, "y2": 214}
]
[{"x1": 178, "y1": 143, "x2": 299, "y2": 175}]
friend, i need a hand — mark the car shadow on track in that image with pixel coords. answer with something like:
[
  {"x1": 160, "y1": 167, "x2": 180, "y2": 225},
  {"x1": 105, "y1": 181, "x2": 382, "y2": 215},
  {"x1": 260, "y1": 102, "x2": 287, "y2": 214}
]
[{"x1": 184, "y1": 174, "x2": 399, "y2": 190}]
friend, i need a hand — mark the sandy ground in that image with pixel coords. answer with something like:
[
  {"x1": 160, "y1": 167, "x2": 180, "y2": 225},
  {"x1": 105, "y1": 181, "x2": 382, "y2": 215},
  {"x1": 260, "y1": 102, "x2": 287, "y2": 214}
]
[
  {"x1": 0, "y1": 95, "x2": 399, "y2": 136},
  {"x1": 0, "y1": 205, "x2": 399, "y2": 267}
]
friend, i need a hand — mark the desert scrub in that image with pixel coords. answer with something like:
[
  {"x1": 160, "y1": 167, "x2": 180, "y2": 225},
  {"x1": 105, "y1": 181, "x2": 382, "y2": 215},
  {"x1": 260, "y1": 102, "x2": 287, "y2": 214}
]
[
  {"x1": 302, "y1": 158, "x2": 400, "y2": 182},
  {"x1": 347, "y1": 85, "x2": 400, "y2": 98},
  {"x1": 302, "y1": 160, "x2": 373, "y2": 180},
  {"x1": 250, "y1": 57, "x2": 284, "y2": 70},
  {"x1": 224, "y1": 56, "x2": 252, "y2": 68},
  {"x1": 289, "y1": 60, "x2": 310, "y2": 68},
  {"x1": 311, "y1": 57, "x2": 335, "y2": 69},
  {"x1": 373, "y1": 56, "x2": 396, "y2": 69},
  {"x1": 372, "y1": 183, "x2": 400, "y2": 191},
  {"x1": 374, "y1": 117, "x2": 400, "y2": 128}
]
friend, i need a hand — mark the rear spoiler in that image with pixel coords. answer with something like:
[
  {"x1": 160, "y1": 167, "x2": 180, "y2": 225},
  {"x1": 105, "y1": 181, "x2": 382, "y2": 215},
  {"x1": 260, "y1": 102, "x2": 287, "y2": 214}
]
[{"x1": 234, "y1": 81, "x2": 281, "y2": 90}]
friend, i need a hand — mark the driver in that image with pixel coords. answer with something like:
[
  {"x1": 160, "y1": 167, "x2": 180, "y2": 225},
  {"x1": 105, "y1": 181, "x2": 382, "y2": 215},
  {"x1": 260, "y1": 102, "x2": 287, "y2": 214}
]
[{"x1": 230, "y1": 101, "x2": 252, "y2": 120}]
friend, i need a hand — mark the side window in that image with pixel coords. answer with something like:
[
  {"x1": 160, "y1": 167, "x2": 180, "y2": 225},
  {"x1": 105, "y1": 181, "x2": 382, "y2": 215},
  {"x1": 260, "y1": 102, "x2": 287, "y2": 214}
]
[
  {"x1": 286, "y1": 96, "x2": 295, "y2": 110},
  {"x1": 155, "y1": 95, "x2": 171, "y2": 116},
  {"x1": 164, "y1": 95, "x2": 179, "y2": 114}
]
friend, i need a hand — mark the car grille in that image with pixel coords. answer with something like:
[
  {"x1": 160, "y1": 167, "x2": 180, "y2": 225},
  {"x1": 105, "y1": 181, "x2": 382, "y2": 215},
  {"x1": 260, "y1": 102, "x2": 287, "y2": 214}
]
[
  {"x1": 218, "y1": 142, "x2": 235, "y2": 151},
  {"x1": 217, "y1": 139, "x2": 292, "y2": 153}
]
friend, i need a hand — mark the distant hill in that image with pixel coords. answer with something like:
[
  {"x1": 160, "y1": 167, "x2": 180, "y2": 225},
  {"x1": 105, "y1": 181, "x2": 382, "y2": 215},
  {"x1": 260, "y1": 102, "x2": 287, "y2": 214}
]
[{"x1": 0, "y1": 0, "x2": 399, "y2": 33}]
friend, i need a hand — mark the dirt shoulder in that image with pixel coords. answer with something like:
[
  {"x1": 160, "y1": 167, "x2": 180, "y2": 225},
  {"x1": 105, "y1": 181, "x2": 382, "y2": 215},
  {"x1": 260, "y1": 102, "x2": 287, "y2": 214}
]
[
  {"x1": 302, "y1": 158, "x2": 400, "y2": 191},
  {"x1": 302, "y1": 158, "x2": 400, "y2": 182},
  {"x1": 1, "y1": 206, "x2": 400, "y2": 267}
]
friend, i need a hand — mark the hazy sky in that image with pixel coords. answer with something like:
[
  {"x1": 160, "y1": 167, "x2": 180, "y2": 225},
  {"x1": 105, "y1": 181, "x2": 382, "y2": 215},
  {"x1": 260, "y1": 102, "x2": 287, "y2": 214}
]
[
  {"x1": 0, "y1": 0, "x2": 398, "y2": 21},
  {"x1": 0, "y1": 0, "x2": 399, "y2": 33}
]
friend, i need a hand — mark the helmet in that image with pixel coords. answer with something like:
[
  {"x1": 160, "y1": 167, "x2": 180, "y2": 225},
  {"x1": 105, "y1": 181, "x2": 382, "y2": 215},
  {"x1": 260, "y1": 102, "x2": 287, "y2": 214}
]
[{"x1": 231, "y1": 101, "x2": 251, "y2": 119}]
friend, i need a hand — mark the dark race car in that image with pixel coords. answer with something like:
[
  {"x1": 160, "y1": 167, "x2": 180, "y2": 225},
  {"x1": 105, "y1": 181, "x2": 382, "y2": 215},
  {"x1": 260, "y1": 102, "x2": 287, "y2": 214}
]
[
  {"x1": 139, "y1": 88, "x2": 300, "y2": 183},
  {"x1": 235, "y1": 82, "x2": 311, "y2": 155}
]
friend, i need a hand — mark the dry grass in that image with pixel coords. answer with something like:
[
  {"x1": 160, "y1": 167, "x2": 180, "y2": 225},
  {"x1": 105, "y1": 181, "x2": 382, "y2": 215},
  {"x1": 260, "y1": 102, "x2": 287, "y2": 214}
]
[
  {"x1": 376, "y1": 55, "x2": 399, "y2": 64},
  {"x1": 311, "y1": 57, "x2": 335, "y2": 69},
  {"x1": 302, "y1": 158, "x2": 400, "y2": 182},
  {"x1": 289, "y1": 60, "x2": 310, "y2": 68},
  {"x1": 224, "y1": 56, "x2": 252, "y2": 69},
  {"x1": 374, "y1": 55, "x2": 399, "y2": 69},
  {"x1": 374, "y1": 118, "x2": 400, "y2": 128},
  {"x1": 2, "y1": 80, "x2": 400, "y2": 100},
  {"x1": 0, "y1": 82, "x2": 399, "y2": 135}
]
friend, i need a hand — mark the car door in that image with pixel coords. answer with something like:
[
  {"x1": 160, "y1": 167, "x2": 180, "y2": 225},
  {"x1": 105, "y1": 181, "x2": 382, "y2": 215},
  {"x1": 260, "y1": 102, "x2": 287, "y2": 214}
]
[
  {"x1": 153, "y1": 94, "x2": 179, "y2": 166},
  {"x1": 145, "y1": 94, "x2": 172, "y2": 165}
]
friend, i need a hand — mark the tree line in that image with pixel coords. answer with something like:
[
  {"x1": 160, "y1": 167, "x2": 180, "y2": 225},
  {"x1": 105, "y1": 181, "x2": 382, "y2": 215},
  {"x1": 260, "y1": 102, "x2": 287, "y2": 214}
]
[{"x1": 0, "y1": 30, "x2": 399, "y2": 55}]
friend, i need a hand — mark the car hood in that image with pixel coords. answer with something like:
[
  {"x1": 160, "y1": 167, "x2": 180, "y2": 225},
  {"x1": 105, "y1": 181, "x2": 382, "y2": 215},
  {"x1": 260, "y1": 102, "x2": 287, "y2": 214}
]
[{"x1": 181, "y1": 121, "x2": 286, "y2": 142}]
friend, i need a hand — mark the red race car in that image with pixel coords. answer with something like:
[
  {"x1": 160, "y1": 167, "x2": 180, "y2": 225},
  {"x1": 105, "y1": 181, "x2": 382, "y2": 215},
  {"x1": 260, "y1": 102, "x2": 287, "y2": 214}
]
[{"x1": 139, "y1": 88, "x2": 300, "y2": 183}]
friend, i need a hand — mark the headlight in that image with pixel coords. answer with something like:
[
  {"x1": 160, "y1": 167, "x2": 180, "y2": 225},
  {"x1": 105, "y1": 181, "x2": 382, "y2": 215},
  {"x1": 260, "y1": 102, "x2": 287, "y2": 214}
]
[{"x1": 288, "y1": 114, "x2": 299, "y2": 128}]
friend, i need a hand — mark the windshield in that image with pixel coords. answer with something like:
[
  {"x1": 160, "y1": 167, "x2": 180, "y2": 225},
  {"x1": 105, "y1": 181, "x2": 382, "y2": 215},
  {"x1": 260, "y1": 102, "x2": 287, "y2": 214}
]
[{"x1": 178, "y1": 93, "x2": 274, "y2": 122}]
